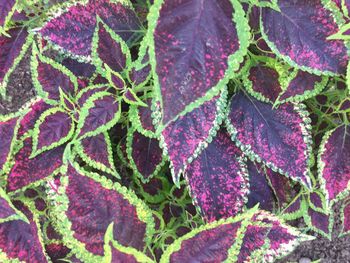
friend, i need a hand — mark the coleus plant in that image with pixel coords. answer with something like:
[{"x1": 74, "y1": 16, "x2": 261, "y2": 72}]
[{"x1": 1, "y1": 0, "x2": 350, "y2": 262}]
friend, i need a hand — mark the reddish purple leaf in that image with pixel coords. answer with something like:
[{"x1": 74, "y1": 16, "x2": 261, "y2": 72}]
[
  {"x1": 45, "y1": 243, "x2": 71, "y2": 263},
  {"x1": 161, "y1": 93, "x2": 225, "y2": 183},
  {"x1": 40, "y1": 0, "x2": 140, "y2": 57},
  {"x1": 127, "y1": 129, "x2": 164, "y2": 182},
  {"x1": 246, "y1": 161, "x2": 275, "y2": 211},
  {"x1": 0, "y1": 188, "x2": 16, "y2": 219},
  {"x1": 6, "y1": 137, "x2": 64, "y2": 192},
  {"x1": 226, "y1": 92, "x2": 312, "y2": 188},
  {"x1": 77, "y1": 94, "x2": 120, "y2": 139},
  {"x1": 128, "y1": 64, "x2": 151, "y2": 87},
  {"x1": 109, "y1": 72, "x2": 125, "y2": 90},
  {"x1": 185, "y1": 129, "x2": 249, "y2": 222},
  {"x1": 0, "y1": 202, "x2": 48, "y2": 263},
  {"x1": 0, "y1": 0, "x2": 16, "y2": 27},
  {"x1": 305, "y1": 208, "x2": 332, "y2": 238},
  {"x1": 319, "y1": 125, "x2": 350, "y2": 203},
  {"x1": 62, "y1": 58, "x2": 95, "y2": 78},
  {"x1": 76, "y1": 86, "x2": 108, "y2": 107},
  {"x1": 261, "y1": 0, "x2": 348, "y2": 74},
  {"x1": 341, "y1": 202, "x2": 350, "y2": 235},
  {"x1": 150, "y1": 0, "x2": 248, "y2": 127},
  {"x1": 0, "y1": 115, "x2": 18, "y2": 172},
  {"x1": 53, "y1": 164, "x2": 153, "y2": 258},
  {"x1": 129, "y1": 97, "x2": 156, "y2": 136},
  {"x1": 0, "y1": 27, "x2": 29, "y2": 83}
]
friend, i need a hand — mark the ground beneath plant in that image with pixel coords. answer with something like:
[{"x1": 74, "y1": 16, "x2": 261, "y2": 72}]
[{"x1": 1, "y1": 57, "x2": 350, "y2": 263}]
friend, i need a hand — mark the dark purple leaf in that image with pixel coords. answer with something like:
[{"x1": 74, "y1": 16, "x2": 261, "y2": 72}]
[
  {"x1": 341, "y1": 202, "x2": 350, "y2": 236},
  {"x1": 261, "y1": 0, "x2": 348, "y2": 74},
  {"x1": 33, "y1": 108, "x2": 74, "y2": 156},
  {"x1": 62, "y1": 58, "x2": 95, "y2": 78},
  {"x1": 0, "y1": 0, "x2": 16, "y2": 27},
  {"x1": 108, "y1": 71, "x2": 125, "y2": 90},
  {"x1": 40, "y1": 0, "x2": 140, "y2": 57},
  {"x1": 50, "y1": 164, "x2": 154, "y2": 260},
  {"x1": 305, "y1": 207, "x2": 332, "y2": 239},
  {"x1": 127, "y1": 129, "x2": 164, "y2": 182},
  {"x1": 226, "y1": 92, "x2": 312, "y2": 188},
  {"x1": 45, "y1": 243, "x2": 71, "y2": 263},
  {"x1": 129, "y1": 97, "x2": 156, "y2": 137},
  {"x1": 76, "y1": 86, "x2": 108, "y2": 107},
  {"x1": 6, "y1": 137, "x2": 64, "y2": 192},
  {"x1": 161, "y1": 92, "x2": 226, "y2": 183},
  {"x1": 318, "y1": 125, "x2": 350, "y2": 204},
  {"x1": 150, "y1": 0, "x2": 249, "y2": 127},
  {"x1": 185, "y1": 129, "x2": 249, "y2": 222},
  {"x1": 128, "y1": 64, "x2": 151, "y2": 87},
  {"x1": 123, "y1": 88, "x2": 146, "y2": 106},
  {"x1": 0, "y1": 188, "x2": 16, "y2": 219},
  {"x1": 0, "y1": 115, "x2": 18, "y2": 172}
]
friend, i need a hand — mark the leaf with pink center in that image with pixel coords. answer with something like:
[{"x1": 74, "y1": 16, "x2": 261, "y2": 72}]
[
  {"x1": 148, "y1": 0, "x2": 250, "y2": 129},
  {"x1": 49, "y1": 163, "x2": 154, "y2": 262},
  {"x1": 318, "y1": 125, "x2": 350, "y2": 205},
  {"x1": 6, "y1": 137, "x2": 64, "y2": 192},
  {"x1": 0, "y1": 201, "x2": 49, "y2": 262},
  {"x1": 226, "y1": 91, "x2": 313, "y2": 188},
  {"x1": 0, "y1": 27, "x2": 32, "y2": 97},
  {"x1": 31, "y1": 44, "x2": 78, "y2": 103},
  {"x1": 161, "y1": 90, "x2": 227, "y2": 184},
  {"x1": 75, "y1": 132, "x2": 118, "y2": 177},
  {"x1": 0, "y1": 0, "x2": 16, "y2": 28},
  {"x1": 261, "y1": 0, "x2": 348, "y2": 75},
  {"x1": 185, "y1": 129, "x2": 249, "y2": 222},
  {"x1": 0, "y1": 113, "x2": 19, "y2": 173},
  {"x1": 92, "y1": 20, "x2": 131, "y2": 73},
  {"x1": 126, "y1": 128, "x2": 165, "y2": 183},
  {"x1": 39, "y1": 0, "x2": 141, "y2": 58},
  {"x1": 32, "y1": 107, "x2": 74, "y2": 157},
  {"x1": 76, "y1": 91, "x2": 121, "y2": 139},
  {"x1": 340, "y1": 201, "x2": 350, "y2": 237}
]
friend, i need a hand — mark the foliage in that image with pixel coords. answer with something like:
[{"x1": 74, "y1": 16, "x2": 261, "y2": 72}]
[{"x1": 0, "y1": 0, "x2": 350, "y2": 262}]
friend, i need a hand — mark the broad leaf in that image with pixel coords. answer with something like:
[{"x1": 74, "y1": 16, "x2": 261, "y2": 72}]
[
  {"x1": 75, "y1": 132, "x2": 118, "y2": 177},
  {"x1": 32, "y1": 107, "x2": 74, "y2": 157},
  {"x1": 0, "y1": 0, "x2": 16, "y2": 28},
  {"x1": 0, "y1": 201, "x2": 49, "y2": 262},
  {"x1": 50, "y1": 163, "x2": 155, "y2": 262},
  {"x1": 185, "y1": 129, "x2": 249, "y2": 222},
  {"x1": 76, "y1": 92, "x2": 120, "y2": 139},
  {"x1": 318, "y1": 125, "x2": 350, "y2": 204},
  {"x1": 39, "y1": 0, "x2": 141, "y2": 58},
  {"x1": 0, "y1": 27, "x2": 32, "y2": 96},
  {"x1": 31, "y1": 45, "x2": 78, "y2": 102},
  {"x1": 161, "y1": 90, "x2": 227, "y2": 184},
  {"x1": 261, "y1": 0, "x2": 348, "y2": 75},
  {"x1": 226, "y1": 92, "x2": 312, "y2": 188},
  {"x1": 126, "y1": 128, "x2": 165, "y2": 183},
  {"x1": 62, "y1": 58, "x2": 96, "y2": 79},
  {"x1": 6, "y1": 137, "x2": 64, "y2": 192},
  {"x1": 148, "y1": 0, "x2": 250, "y2": 128},
  {"x1": 0, "y1": 114, "x2": 19, "y2": 173}
]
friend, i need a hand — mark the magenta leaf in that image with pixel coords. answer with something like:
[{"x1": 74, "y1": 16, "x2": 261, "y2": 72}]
[
  {"x1": 340, "y1": 201, "x2": 350, "y2": 236},
  {"x1": 0, "y1": 27, "x2": 32, "y2": 96},
  {"x1": 75, "y1": 132, "x2": 118, "y2": 177},
  {"x1": 0, "y1": 114, "x2": 19, "y2": 173},
  {"x1": 6, "y1": 137, "x2": 64, "y2": 192},
  {"x1": 49, "y1": 163, "x2": 154, "y2": 262},
  {"x1": 161, "y1": 91, "x2": 227, "y2": 184},
  {"x1": 92, "y1": 20, "x2": 131, "y2": 73},
  {"x1": 31, "y1": 45, "x2": 78, "y2": 102},
  {"x1": 148, "y1": 0, "x2": 249, "y2": 128},
  {"x1": 0, "y1": 0, "x2": 16, "y2": 28},
  {"x1": 185, "y1": 129, "x2": 249, "y2": 222},
  {"x1": 32, "y1": 107, "x2": 74, "y2": 157},
  {"x1": 39, "y1": 0, "x2": 141, "y2": 58},
  {"x1": 76, "y1": 92, "x2": 121, "y2": 139},
  {"x1": 126, "y1": 128, "x2": 165, "y2": 183},
  {"x1": 318, "y1": 125, "x2": 350, "y2": 204},
  {"x1": 226, "y1": 92, "x2": 312, "y2": 188},
  {"x1": 0, "y1": 201, "x2": 49, "y2": 262},
  {"x1": 261, "y1": 0, "x2": 348, "y2": 75}
]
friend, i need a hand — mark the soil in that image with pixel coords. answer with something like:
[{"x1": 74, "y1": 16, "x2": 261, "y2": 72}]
[{"x1": 1, "y1": 56, "x2": 350, "y2": 263}]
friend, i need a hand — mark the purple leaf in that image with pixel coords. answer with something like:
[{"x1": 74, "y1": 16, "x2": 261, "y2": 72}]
[
  {"x1": 185, "y1": 129, "x2": 249, "y2": 222},
  {"x1": 318, "y1": 125, "x2": 350, "y2": 204},
  {"x1": 0, "y1": 187, "x2": 17, "y2": 220},
  {"x1": 123, "y1": 88, "x2": 147, "y2": 106},
  {"x1": 107, "y1": 71, "x2": 125, "y2": 90},
  {"x1": 226, "y1": 92, "x2": 312, "y2": 188},
  {"x1": 76, "y1": 85, "x2": 108, "y2": 107},
  {"x1": 261, "y1": 0, "x2": 348, "y2": 75},
  {"x1": 281, "y1": 195, "x2": 304, "y2": 221},
  {"x1": 304, "y1": 207, "x2": 332, "y2": 239},
  {"x1": 340, "y1": 202, "x2": 350, "y2": 236},
  {"x1": 149, "y1": 0, "x2": 249, "y2": 127},
  {"x1": 0, "y1": 114, "x2": 18, "y2": 172},
  {"x1": 62, "y1": 58, "x2": 96, "y2": 78},
  {"x1": 161, "y1": 92, "x2": 226, "y2": 183},
  {"x1": 128, "y1": 64, "x2": 151, "y2": 87},
  {"x1": 0, "y1": 201, "x2": 49, "y2": 262},
  {"x1": 39, "y1": 0, "x2": 140, "y2": 57},
  {"x1": 126, "y1": 128, "x2": 164, "y2": 183},
  {"x1": 76, "y1": 132, "x2": 118, "y2": 176},
  {"x1": 50, "y1": 164, "x2": 154, "y2": 261},
  {"x1": 45, "y1": 243, "x2": 71, "y2": 263},
  {"x1": 246, "y1": 161, "x2": 275, "y2": 211},
  {"x1": 77, "y1": 93, "x2": 120, "y2": 139},
  {"x1": 6, "y1": 137, "x2": 64, "y2": 192},
  {"x1": 32, "y1": 108, "x2": 74, "y2": 156},
  {"x1": 0, "y1": 0, "x2": 16, "y2": 27}
]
